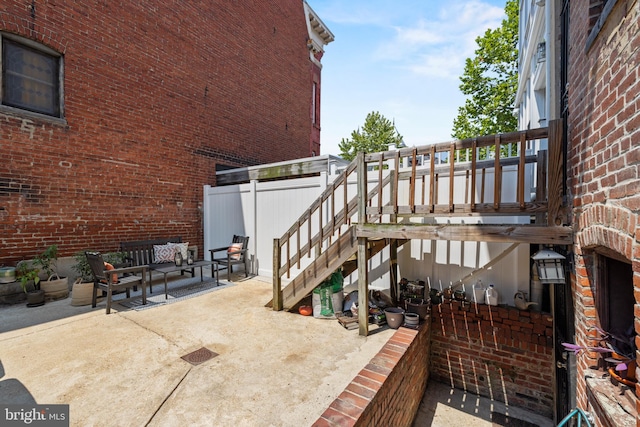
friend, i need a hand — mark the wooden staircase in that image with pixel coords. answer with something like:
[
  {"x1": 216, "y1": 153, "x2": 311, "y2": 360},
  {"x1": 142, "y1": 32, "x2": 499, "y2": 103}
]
[
  {"x1": 272, "y1": 121, "x2": 572, "y2": 325},
  {"x1": 271, "y1": 226, "x2": 406, "y2": 310},
  {"x1": 275, "y1": 227, "x2": 356, "y2": 310}
]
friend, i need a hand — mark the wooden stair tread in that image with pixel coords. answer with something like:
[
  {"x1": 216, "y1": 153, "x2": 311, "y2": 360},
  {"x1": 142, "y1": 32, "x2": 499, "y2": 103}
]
[{"x1": 272, "y1": 231, "x2": 410, "y2": 310}]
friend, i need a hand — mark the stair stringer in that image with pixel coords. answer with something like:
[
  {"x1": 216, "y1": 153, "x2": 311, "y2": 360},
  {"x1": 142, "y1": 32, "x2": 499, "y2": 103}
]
[
  {"x1": 280, "y1": 226, "x2": 358, "y2": 310},
  {"x1": 278, "y1": 229, "x2": 410, "y2": 310}
]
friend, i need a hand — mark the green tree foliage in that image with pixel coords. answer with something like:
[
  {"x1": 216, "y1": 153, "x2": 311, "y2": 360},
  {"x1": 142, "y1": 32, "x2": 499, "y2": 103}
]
[
  {"x1": 338, "y1": 111, "x2": 403, "y2": 161},
  {"x1": 452, "y1": 0, "x2": 518, "y2": 140}
]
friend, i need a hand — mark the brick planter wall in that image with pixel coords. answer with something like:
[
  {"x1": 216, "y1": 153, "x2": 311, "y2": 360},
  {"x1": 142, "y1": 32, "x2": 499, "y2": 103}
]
[
  {"x1": 430, "y1": 301, "x2": 554, "y2": 418},
  {"x1": 313, "y1": 322, "x2": 430, "y2": 427}
]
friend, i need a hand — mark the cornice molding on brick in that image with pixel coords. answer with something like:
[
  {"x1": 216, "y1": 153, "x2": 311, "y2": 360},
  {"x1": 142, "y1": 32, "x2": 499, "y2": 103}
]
[{"x1": 303, "y1": 1, "x2": 334, "y2": 66}]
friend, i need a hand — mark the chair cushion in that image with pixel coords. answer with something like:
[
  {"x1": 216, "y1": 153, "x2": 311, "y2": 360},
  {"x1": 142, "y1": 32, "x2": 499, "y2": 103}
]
[
  {"x1": 153, "y1": 244, "x2": 175, "y2": 263},
  {"x1": 169, "y1": 242, "x2": 189, "y2": 260},
  {"x1": 228, "y1": 242, "x2": 243, "y2": 260},
  {"x1": 104, "y1": 262, "x2": 119, "y2": 284}
]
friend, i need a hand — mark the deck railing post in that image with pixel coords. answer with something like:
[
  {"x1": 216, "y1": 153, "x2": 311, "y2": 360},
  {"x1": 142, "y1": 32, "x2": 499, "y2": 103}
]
[
  {"x1": 494, "y1": 135, "x2": 502, "y2": 210},
  {"x1": 518, "y1": 132, "x2": 526, "y2": 209},
  {"x1": 471, "y1": 138, "x2": 477, "y2": 211},
  {"x1": 273, "y1": 238, "x2": 282, "y2": 311},
  {"x1": 449, "y1": 144, "x2": 455, "y2": 212},
  {"x1": 356, "y1": 152, "x2": 369, "y2": 336},
  {"x1": 536, "y1": 150, "x2": 548, "y2": 225},
  {"x1": 547, "y1": 119, "x2": 564, "y2": 226}
]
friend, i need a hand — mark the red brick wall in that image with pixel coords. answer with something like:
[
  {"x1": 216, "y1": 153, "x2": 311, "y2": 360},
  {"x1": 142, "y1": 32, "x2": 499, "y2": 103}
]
[
  {"x1": 313, "y1": 324, "x2": 430, "y2": 427},
  {"x1": 567, "y1": 0, "x2": 640, "y2": 424},
  {"x1": 0, "y1": 1, "x2": 316, "y2": 263},
  {"x1": 310, "y1": 58, "x2": 321, "y2": 156},
  {"x1": 430, "y1": 302, "x2": 554, "y2": 417}
]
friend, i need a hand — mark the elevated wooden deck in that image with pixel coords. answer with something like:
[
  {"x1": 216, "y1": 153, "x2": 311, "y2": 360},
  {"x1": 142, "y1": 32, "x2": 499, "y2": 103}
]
[{"x1": 273, "y1": 120, "x2": 571, "y2": 335}]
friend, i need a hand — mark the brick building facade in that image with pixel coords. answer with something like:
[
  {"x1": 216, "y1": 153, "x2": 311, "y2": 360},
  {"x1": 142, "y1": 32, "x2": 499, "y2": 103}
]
[
  {"x1": 0, "y1": 1, "x2": 332, "y2": 264},
  {"x1": 567, "y1": 0, "x2": 640, "y2": 424}
]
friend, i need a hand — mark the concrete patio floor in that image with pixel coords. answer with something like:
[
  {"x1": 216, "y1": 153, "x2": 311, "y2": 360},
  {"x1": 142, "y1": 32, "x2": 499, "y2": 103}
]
[{"x1": 0, "y1": 271, "x2": 554, "y2": 426}]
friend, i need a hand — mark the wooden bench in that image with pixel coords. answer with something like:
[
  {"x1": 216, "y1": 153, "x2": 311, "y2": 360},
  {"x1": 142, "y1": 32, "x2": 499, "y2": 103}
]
[{"x1": 120, "y1": 237, "x2": 195, "y2": 292}]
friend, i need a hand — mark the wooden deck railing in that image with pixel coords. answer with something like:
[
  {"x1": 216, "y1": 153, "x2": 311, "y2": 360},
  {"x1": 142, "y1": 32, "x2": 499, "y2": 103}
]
[
  {"x1": 360, "y1": 124, "x2": 558, "y2": 218},
  {"x1": 273, "y1": 120, "x2": 563, "y2": 308}
]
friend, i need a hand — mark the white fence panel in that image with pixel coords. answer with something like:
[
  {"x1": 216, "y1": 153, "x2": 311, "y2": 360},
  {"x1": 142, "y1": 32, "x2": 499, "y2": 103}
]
[
  {"x1": 203, "y1": 184, "x2": 254, "y2": 262},
  {"x1": 254, "y1": 174, "x2": 329, "y2": 277},
  {"x1": 204, "y1": 158, "x2": 533, "y2": 307},
  {"x1": 204, "y1": 172, "x2": 339, "y2": 279}
]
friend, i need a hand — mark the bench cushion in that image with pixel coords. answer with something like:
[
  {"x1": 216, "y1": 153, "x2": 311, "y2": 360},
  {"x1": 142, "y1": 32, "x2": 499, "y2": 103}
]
[
  {"x1": 153, "y1": 244, "x2": 175, "y2": 263},
  {"x1": 170, "y1": 242, "x2": 190, "y2": 259},
  {"x1": 228, "y1": 242, "x2": 244, "y2": 260}
]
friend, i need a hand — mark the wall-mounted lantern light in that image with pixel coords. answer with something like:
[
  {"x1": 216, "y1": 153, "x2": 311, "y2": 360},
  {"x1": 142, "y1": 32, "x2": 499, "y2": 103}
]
[{"x1": 532, "y1": 248, "x2": 566, "y2": 284}]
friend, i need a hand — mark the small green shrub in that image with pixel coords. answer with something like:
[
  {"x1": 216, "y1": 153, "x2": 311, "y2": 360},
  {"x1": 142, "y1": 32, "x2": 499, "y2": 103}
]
[
  {"x1": 72, "y1": 251, "x2": 127, "y2": 281},
  {"x1": 34, "y1": 245, "x2": 59, "y2": 277},
  {"x1": 16, "y1": 261, "x2": 40, "y2": 293}
]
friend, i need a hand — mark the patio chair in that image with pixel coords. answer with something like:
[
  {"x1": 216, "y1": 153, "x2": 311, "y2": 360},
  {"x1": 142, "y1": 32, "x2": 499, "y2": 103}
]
[
  {"x1": 85, "y1": 251, "x2": 147, "y2": 314},
  {"x1": 209, "y1": 235, "x2": 249, "y2": 281}
]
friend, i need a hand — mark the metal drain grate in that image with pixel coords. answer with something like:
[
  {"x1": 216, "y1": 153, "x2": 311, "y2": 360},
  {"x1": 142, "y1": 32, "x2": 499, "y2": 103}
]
[{"x1": 181, "y1": 347, "x2": 219, "y2": 365}]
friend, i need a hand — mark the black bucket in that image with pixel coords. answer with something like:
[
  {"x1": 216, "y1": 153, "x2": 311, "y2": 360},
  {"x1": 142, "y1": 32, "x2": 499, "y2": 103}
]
[{"x1": 405, "y1": 298, "x2": 430, "y2": 319}]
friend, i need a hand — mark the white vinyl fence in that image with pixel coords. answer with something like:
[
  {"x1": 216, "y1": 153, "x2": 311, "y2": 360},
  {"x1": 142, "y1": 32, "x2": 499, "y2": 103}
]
[
  {"x1": 203, "y1": 163, "x2": 344, "y2": 279},
  {"x1": 204, "y1": 155, "x2": 535, "y2": 306}
]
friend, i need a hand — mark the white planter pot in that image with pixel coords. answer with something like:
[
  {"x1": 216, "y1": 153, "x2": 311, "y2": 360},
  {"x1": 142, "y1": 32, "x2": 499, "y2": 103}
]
[
  {"x1": 71, "y1": 279, "x2": 94, "y2": 306},
  {"x1": 41, "y1": 274, "x2": 69, "y2": 301}
]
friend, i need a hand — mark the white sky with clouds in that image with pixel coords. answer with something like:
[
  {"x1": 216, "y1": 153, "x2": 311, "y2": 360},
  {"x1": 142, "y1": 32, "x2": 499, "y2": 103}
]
[{"x1": 308, "y1": 0, "x2": 508, "y2": 156}]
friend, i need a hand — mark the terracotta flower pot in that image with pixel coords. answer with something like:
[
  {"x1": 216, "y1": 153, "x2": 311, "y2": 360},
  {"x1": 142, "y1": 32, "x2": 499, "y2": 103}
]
[
  {"x1": 608, "y1": 365, "x2": 637, "y2": 387},
  {"x1": 298, "y1": 305, "x2": 313, "y2": 316},
  {"x1": 384, "y1": 307, "x2": 405, "y2": 329}
]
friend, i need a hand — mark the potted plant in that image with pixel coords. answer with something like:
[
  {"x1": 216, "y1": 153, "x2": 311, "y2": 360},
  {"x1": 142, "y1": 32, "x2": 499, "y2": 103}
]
[
  {"x1": 71, "y1": 251, "x2": 127, "y2": 306},
  {"x1": 70, "y1": 251, "x2": 95, "y2": 306},
  {"x1": 562, "y1": 326, "x2": 637, "y2": 388},
  {"x1": 16, "y1": 261, "x2": 44, "y2": 307},
  {"x1": 34, "y1": 245, "x2": 69, "y2": 301}
]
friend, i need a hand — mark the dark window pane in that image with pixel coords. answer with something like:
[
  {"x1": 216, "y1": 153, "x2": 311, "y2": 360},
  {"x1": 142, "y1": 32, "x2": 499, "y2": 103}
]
[{"x1": 2, "y1": 39, "x2": 60, "y2": 116}]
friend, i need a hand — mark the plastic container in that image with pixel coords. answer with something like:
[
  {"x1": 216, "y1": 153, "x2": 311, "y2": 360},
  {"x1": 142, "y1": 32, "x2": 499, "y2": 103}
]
[
  {"x1": 0, "y1": 267, "x2": 16, "y2": 283},
  {"x1": 472, "y1": 280, "x2": 485, "y2": 304},
  {"x1": 530, "y1": 279, "x2": 543, "y2": 312},
  {"x1": 485, "y1": 284, "x2": 499, "y2": 306},
  {"x1": 404, "y1": 312, "x2": 420, "y2": 327}
]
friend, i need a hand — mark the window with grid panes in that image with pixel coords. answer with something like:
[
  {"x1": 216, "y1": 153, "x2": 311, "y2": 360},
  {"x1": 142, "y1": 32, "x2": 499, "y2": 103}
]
[{"x1": 1, "y1": 35, "x2": 62, "y2": 117}]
